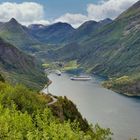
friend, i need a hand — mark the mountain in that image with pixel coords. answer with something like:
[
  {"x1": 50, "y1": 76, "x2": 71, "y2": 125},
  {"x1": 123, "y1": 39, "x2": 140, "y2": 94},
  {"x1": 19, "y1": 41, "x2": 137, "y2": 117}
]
[
  {"x1": 52, "y1": 1, "x2": 140, "y2": 77},
  {"x1": 0, "y1": 22, "x2": 4, "y2": 26},
  {"x1": 46, "y1": 43, "x2": 82, "y2": 61},
  {"x1": 0, "y1": 18, "x2": 42, "y2": 53},
  {"x1": 33, "y1": 19, "x2": 112, "y2": 60},
  {"x1": 28, "y1": 19, "x2": 112, "y2": 45},
  {"x1": 78, "y1": 0, "x2": 140, "y2": 77},
  {"x1": 0, "y1": 38, "x2": 47, "y2": 89},
  {"x1": 0, "y1": 18, "x2": 112, "y2": 55},
  {"x1": 99, "y1": 18, "x2": 113, "y2": 25},
  {"x1": 45, "y1": 1, "x2": 140, "y2": 96},
  {"x1": 29, "y1": 22, "x2": 75, "y2": 44},
  {"x1": 0, "y1": 73, "x2": 4, "y2": 82},
  {"x1": 65, "y1": 18, "x2": 112, "y2": 43}
]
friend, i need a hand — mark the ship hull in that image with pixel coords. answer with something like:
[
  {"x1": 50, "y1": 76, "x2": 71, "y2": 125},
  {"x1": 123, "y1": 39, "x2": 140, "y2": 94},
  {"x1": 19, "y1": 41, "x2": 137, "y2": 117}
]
[{"x1": 70, "y1": 77, "x2": 91, "y2": 81}]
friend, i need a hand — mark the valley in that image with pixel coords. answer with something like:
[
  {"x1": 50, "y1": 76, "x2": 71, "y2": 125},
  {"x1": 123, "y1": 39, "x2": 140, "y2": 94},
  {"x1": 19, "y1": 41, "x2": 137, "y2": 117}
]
[{"x1": 0, "y1": 0, "x2": 140, "y2": 139}]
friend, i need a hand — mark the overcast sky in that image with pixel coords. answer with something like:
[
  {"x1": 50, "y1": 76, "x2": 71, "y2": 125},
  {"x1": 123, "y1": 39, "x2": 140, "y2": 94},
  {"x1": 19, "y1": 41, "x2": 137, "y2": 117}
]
[{"x1": 0, "y1": 0, "x2": 138, "y2": 27}]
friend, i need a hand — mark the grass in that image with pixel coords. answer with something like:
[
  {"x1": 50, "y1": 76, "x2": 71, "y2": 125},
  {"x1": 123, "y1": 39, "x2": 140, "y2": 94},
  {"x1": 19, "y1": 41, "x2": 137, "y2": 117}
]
[
  {"x1": 103, "y1": 74, "x2": 140, "y2": 96},
  {"x1": 62, "y1": 60, "x2": 79, "y2": 71},
  {"x1": 42, "y1": 60, "x2": 80, "y2": 72},
  {"x1": 0, "y1": 81, "x2": 112, "y2": 140},
  {"x1": 42, "y1": 63, "x2": 51, "y2": 68},
  {"x1": 1, "y1": 69, "x2": 48, "y2": 91}
]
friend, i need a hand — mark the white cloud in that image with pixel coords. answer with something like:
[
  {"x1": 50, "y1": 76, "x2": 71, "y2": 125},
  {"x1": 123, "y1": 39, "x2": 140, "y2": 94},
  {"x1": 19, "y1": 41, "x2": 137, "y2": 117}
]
[
  {"x1": 31, "y1": 20, "x2": 50, "y2": 25},
  {"x1": 22, "y1": 20, "x2": 50, "y2": 26},
  {"x1": 0, "y1": 2, "x2": 49, "y2": 25},
  {"x1": 87, "y1": 0, "x2": 139, "y2": 21},
  {"x1": 54, "y1": 0, "x2": 138, "y2": 27},
  {"x1": 54, "y1": 13, "x2": 89, "y2": 28},
  {"x1": 0, "y1": 0, "x2": 138, "y2": 27}
]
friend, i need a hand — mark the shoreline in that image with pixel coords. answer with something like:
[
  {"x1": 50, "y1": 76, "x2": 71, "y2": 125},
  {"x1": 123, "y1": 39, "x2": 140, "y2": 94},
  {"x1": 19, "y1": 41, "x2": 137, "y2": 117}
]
[
  {"x1": 119, "y1": 92, "x2": 140, "y2": 97},
  {"x1": 105, "y1": 88, "x2": 140, "y2": 97},
  {"x1": 46, "y1": 72, "x2": 140, "y2": 98}
]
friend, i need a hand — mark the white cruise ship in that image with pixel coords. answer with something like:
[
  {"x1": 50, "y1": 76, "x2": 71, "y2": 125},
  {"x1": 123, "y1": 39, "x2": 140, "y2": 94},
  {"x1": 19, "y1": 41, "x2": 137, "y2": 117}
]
[{"x1": 70, "y1": 76, "x2": 92, "y2": 81}]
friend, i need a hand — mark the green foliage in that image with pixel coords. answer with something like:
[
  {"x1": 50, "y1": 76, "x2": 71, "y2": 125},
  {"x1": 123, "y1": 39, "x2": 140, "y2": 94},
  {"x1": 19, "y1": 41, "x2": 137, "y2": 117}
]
[
  {"x1": 0, "y1": 38, "x2": 48, "y2": 89},
  {"x1": 42, "y1": 60, "x2": 80, "y2": 73},
  {"x1": 63, "y1": 60, "x2": 79, "y2": 71},
  {"x1": 0, "y1": 82, "x2": 112, "y2": 139},
  {"x1": 42, "y1": 63, "x2": 51, "y2": 68},
  {"x1": 0, "y1": 104, "x2": 112, "y2": 140},
  {"x1": 104, "y1": 76, "x2": 132, "y2": 88},
  {"x1": 42, "y1": 62, "x2": 58, "y2": 70},
  {"x1": 49, "y1": 96, "x2": 89, "y2": 131},
  {"x1": 0, "y1": 74, "x2": 5, "y2": 82},
  {"x1": 103, "y1": 74, "x2": 140, "y2": 96},
  {"x1": 0, "y1": 83, "x2": 49, "y2": 114}
]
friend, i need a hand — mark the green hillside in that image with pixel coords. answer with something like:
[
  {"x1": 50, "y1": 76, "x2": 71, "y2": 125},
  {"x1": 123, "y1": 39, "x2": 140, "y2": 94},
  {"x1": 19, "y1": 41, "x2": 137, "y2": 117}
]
[
  {"x1": 0, "y1": 79, "x2": 112, "y2": 140},
  {"x1": 65, "y1": 19, "x2": 112, "y2": 43},
  {"x1": 0, "y1": 74, "x2": 4, "y2": 82},
  {"x1": 30, "y1": 22, "x2": 75, "y2": 44},
  {"x1": 103, "y1": 75, "x2": 140, "y2": 96},
  {"x1": 0, "y1": 18, "x2": 42, "y2": 53},
  {"x1": 79, "y1": 1, "x2": 140, "y2": 77},
  {"x1": 51, "y1": 1, "x2": 140, "y2": 77},
  {"x1": 0, "y1": 38, "x2": 47, "y2": 89}
]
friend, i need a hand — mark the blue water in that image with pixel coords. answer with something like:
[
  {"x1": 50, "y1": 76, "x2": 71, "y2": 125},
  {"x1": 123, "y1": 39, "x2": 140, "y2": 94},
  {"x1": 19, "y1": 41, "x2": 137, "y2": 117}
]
[{"x1": 45, "y1": 73, "x2": 140, "y2": 140}]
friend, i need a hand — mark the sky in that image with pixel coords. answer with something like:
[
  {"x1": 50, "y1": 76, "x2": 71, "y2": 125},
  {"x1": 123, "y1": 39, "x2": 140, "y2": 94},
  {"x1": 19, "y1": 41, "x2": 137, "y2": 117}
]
[{"x1": 0, "y1": 0, "x2": 139, "y2": 27}]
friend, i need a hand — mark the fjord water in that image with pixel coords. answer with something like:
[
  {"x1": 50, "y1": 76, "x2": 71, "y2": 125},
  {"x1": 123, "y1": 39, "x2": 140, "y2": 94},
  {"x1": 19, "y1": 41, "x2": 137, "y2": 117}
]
[{"x1": 45, "y1": 73, "x2": 140, "y2": 140}]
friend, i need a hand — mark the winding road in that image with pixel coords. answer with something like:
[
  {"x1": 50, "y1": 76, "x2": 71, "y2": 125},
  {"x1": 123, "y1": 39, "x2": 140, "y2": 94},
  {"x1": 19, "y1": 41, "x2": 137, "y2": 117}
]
[
  {"x1": 40, "y1": 84, "x2": 58, "y2": 106},
  {"x1": 47, "y1": 95, "x2": 58, "y2": 106}
]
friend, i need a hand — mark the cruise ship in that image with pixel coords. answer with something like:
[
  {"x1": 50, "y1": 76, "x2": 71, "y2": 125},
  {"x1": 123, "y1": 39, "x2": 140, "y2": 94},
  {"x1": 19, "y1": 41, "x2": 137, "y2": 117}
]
[{"x1": 70, "y1": 76, "x2": 92, "y2": 81}]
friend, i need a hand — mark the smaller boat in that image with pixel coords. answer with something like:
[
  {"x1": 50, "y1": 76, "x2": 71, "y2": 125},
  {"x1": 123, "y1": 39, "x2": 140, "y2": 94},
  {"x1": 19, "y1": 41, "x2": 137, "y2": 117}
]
[
  {"x1": 55, "y1": 70, "x2": 61, "y2": 76},
  {"x1": 70, "y1": 76, "x2": 92, "y2": 81}
]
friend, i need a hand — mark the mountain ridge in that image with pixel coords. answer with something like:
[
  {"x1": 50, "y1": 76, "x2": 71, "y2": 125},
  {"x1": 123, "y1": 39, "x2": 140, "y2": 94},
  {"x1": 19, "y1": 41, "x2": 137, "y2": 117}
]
[
  {"x1": 29, "y1": 22, "x2": 75, "y2": 44},
  {"x1": 50, "y1": 0, "x2": 140, "y2": 78},
  {"x1": 0, "y1": 18, "x2": 42, "y2": 53}
]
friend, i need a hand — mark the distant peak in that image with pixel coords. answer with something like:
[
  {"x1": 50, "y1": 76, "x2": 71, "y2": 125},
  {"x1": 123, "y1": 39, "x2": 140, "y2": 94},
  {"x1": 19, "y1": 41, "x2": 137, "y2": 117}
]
[
  {"x1": 100, "y1": 18, "x2": 112, "y2": 22},
  {"x1": 105, "y1": 18, "x2": 112, "y2": 21},
  {"x1": 53, "y1": 22, "x2": 71, "y2": 26},
  {"x1": 84, "y1": 20, "x2": 97, "y2": 24},
  {"x1": 78, "y1": 20, "x2": 98, "y2": 29},
  {"x1": 49, "y1": 22, "x2": 74, "y2": 30},
  {"x1": 99, "y1": 18, "x2": 112, "y2": 24},
  {"x1": 9, "y1": 18, "x2": 18, "y2": 24}
]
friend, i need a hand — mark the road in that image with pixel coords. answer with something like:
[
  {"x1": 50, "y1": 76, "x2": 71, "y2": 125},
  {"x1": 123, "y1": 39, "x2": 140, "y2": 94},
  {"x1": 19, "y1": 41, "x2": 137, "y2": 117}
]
[
  {"x1": 40, "y1": 84, "x2": 58, "y2": 106},
  {"x1": 47, "y1": 95, "x2": 58, "y2": 106}
]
